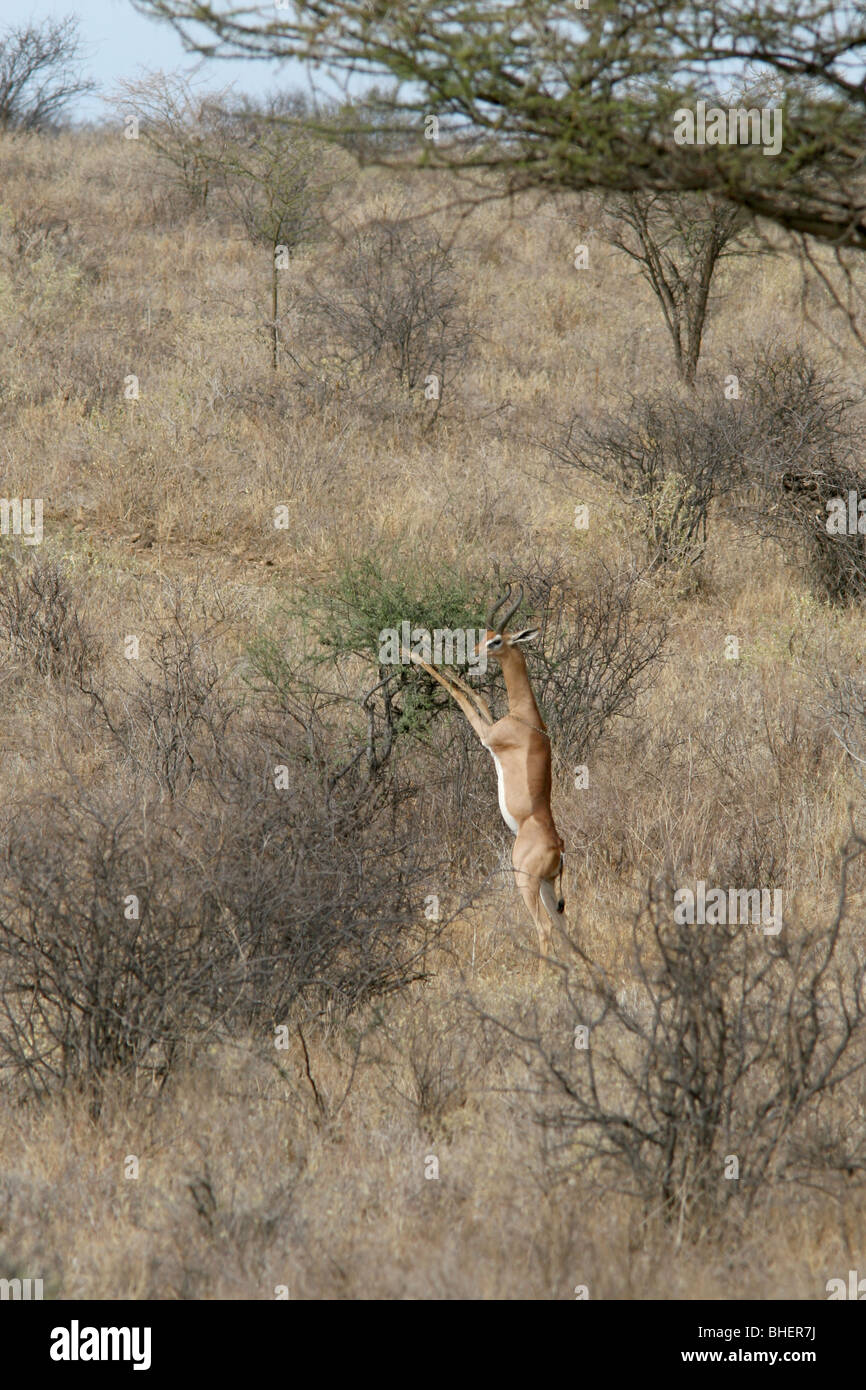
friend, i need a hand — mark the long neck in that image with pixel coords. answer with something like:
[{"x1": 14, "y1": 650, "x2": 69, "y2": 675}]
[{"x1": 498, "y1": 646, "x2": 544, "y2": 726}]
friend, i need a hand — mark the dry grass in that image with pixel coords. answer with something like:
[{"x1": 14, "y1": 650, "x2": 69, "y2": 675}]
[{"x1": 1, "y1": 126, "x2": 865, "y2": 1300}]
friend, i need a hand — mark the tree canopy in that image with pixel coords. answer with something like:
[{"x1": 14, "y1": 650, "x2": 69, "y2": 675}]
[{"x1": 135, "y1": 2, "x2": 866, "y2": 247}]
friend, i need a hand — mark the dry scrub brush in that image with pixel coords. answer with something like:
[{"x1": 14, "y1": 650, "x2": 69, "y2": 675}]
[
  {"x1": 304, "y1": 214, "x2": 478, "y2": 407},
  {"x1": 546, "y1": 387, "x2": 749, "y2": 573},
  {"x1": 731, "y1": 343, "x2": 866, "y2": 603},
  {"x1": 0, "y1": 563, "x2": 445, "y2": 1106},
  {"x1": 483, "y1": 846, "x2": 866, "y2": 1243}
]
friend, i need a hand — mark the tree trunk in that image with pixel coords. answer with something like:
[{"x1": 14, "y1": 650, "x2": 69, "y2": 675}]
[{"x1": 271, "y1": 255, "x2": 279, "y2": 371}]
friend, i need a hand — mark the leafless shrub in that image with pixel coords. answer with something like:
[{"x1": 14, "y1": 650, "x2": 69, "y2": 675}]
[
  {"x1": 0, "y1": 790, "x2": 225, "y2": 1106},
  {"x1": 547, "y1": 389, "x2": 749, "y2": 571},
  {"x1": 510, "y1": 846, "x2": 866, "y2": 1238},
  {"x1": 0, "y1": 554, "x2": 101, "y2": 685},
  {"x1": 0, "y1": 576, "x2": 446, "y2": 1102},
  {"x1": 308, "y1": 217, "x2": 476, "y2": 395},
  {"x1": 733, "y1": 343, "x2": 866, "y2": 603},
  {"x1": 108, "y1": 69, "x2": 235, "y2": 211},
  {"x1": 202, "y1": 736, "x2": 434, "y2": 1020},
  {"x1": 0, "y1": 728, "x2": 437, "y2": 1104},
  {"x1": 0, "y1": 17, "x2": 93, "y2": 132},
  {"x1": 552, "y1": 344, "x2": 866, "y2": 598},
  {"x1": 505, "y1": 559, "x2": 668, "y2": 764},
  {"x1": 83, "y1": 587, "x2": 237, "y2": 799},
  {"x1": 219, "y1": 87, "x2": 314, "y2": 131}
]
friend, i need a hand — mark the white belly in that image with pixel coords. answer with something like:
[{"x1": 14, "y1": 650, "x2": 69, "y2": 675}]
[{"x1": 483, "y1": 744, "x2": 519, "y2": 834}]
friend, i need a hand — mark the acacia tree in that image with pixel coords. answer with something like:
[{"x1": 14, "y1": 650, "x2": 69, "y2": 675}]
[
  {"x1": 214, "y1": 117, "x2": 330, "y2": 369},
  {"x1": 607, "y1": 193, "x2": 748, "y2": 385},
  {"x1": 0, "y1": 16, "x2": 93, "y2": 131},
  {"x1": 137, "y1": 1, "x2": 866, "y2": 251}
]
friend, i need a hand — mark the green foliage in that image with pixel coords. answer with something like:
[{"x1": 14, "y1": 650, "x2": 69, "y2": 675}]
[
  {"x1": 314, "y1": 554, "x2": 482, "y2": 662},
  {"x1": 138, "y1": 1, "x2": 866, "y2": 252},
  {"x1": 247, "y1": 552, "x2": 489, "y2": 745}
]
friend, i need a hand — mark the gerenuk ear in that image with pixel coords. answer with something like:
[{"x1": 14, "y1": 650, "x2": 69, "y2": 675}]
[{"x1": 509, "y1": 628, "x2": 539, "y2": 645}]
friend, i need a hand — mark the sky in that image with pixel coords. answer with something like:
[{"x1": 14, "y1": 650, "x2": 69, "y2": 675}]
[{"x1": 0, "y1": 0, "x2": 318, "y2": 120}]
